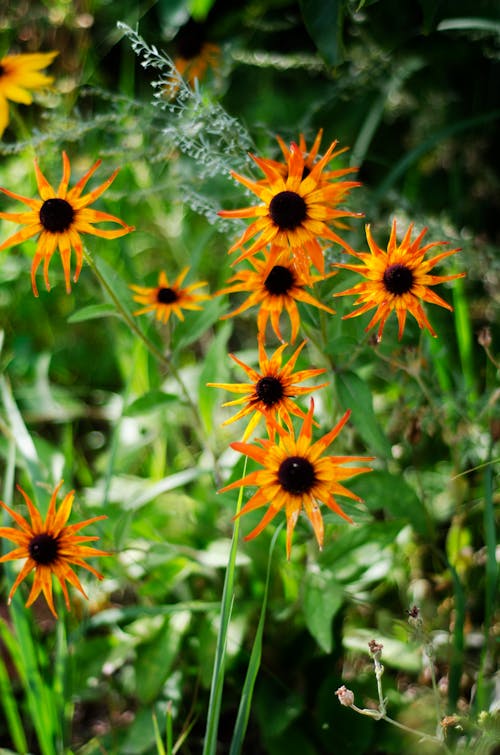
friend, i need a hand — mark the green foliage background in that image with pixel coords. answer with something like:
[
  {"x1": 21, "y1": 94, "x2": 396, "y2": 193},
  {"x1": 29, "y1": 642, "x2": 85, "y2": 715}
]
[{"x1": 0, "y1": 0, "x2": 498, "y2": 753}]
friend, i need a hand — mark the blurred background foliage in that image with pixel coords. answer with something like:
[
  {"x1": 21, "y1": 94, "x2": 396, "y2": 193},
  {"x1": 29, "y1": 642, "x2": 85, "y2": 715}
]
[{"x1": 0, "y1": 0, "x2": 498, "y2": 753}]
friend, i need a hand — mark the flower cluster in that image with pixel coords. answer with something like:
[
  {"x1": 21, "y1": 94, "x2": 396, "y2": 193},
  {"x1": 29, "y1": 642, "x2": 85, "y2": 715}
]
[
  {"x1": 213, "y1": 132, "x2": 377, "y2": 556},
  {"x1": 0, "y1": 43, "x2": 467, "y2": 612}
]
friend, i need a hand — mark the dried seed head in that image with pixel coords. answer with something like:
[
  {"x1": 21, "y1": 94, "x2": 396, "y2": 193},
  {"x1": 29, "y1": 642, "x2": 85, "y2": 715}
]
[{"x1": 335, "y1": 685, "x2": 355, "y2": 707}]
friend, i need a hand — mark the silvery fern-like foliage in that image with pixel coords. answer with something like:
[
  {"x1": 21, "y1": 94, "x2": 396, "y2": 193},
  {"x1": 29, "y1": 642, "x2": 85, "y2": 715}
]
[{"x1": 118, "y1": 23, "x2": 253, "y2": 180}]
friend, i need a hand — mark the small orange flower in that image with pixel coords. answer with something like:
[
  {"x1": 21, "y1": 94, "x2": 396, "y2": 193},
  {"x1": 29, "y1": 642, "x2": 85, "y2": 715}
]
[
  {"x1": 219, "y1": 399, "x2": 374, "y2": 558},
  {"x1": 208, "y1": 339, "x2": 328, "y2": 440},
  {"x1": 130, "y1": 268, "x2": 210, "y2": 324},
  {"x1": 0, "y1": 481, "x2": 110, "y2": 618},
  {"x1": 216, "y1": 251, "x2": 335, "y2": 342},
  {"x1": 218, "y1": 139, "x2": 361, "y2": 274},
  {"x1": 0, "y1": 151, "x2": 134, "y2": 296},
  {"x1": 334, "y1": 220, "x2": 465, "y2": 340},
  {"x1": 173, "y1": 18, "x2": 220, "y2": 88},
  {"x1": 0, "y1": 50, "x2": 58, "y2": 137}
]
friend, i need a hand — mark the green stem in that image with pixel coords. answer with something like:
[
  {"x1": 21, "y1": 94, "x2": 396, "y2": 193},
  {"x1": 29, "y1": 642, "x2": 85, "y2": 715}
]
[{"x1": 202, "y1": 463, "x2": 247, "y2": 755}]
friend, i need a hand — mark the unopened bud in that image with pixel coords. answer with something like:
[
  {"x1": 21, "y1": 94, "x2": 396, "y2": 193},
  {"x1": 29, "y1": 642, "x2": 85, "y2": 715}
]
[
  {"x1": 368, "y1": 639, "x2": 383, "y2": 659},
  {"x1": 335, "y1": 685, "x2": 355, "y2": 707},
  {"x1": 477, "y1": 327, "x2": 492, "y2": 349}
]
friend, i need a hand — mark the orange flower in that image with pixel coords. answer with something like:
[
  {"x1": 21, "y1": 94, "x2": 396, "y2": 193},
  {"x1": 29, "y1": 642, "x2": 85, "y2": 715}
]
[
  {"x1": 266, "y1": 129, "x2": 357, "y2": 191},
  {"x1": 0, "y1": 151, "x2": 134, "y2": 296},
  {"x1": 220, "y1": 399, "x2": 373, "y2": 558},
  {"x1": 335, "y1": 220, "x2": 465, "y2": 340},
  {"x1": 218, "y1": 139, "x2": 361, "y2": 274},
  {"x1": 0, "y1": 481, "x2": 109, "y2": 618},
  {"x1": 0, "y1": 50, "x2": 58, "y2": 137},
  {"x1": 130, "y1": 268, "x2": 210, "y2": 324},
  {"x1": 217, "y1": 251, "x2": 335, "y2": 343},
  {"x1": 208, "y1": 339, "x2": 328, "y2": 440}
]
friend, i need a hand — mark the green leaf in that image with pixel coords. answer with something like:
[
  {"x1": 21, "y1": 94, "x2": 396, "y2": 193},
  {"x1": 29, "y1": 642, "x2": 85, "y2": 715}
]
[
  {"x1": 198, "y1": 322, "x2": 231, "y2": 436},
  {"x1": 67, "y1": 303, "x2": 118, "y2": 323},
  {"x1": 171, "y1": 297, "x2": 226, "y2": 353},
  {"x1": 134, "y1": 615, "x2": 188, "y2": 704},
  {"x1": 302, "y1": 571, "x2": 343, "y2": 653},
  {"x1": 124, "y1": 390, "x2": 177, "y2": 416},
  {"x1": 299, "y1": 0, "x2": 345, "y2": 66},
  {"x1": 188, "y1": 0, "x2": 216, "y2": 21},
  {"x1": 349, "y1": 470, "x2": 430, "y2": 537},
  {"x1": 336, "y1": 370, "x2": 392, "y2": 459}
]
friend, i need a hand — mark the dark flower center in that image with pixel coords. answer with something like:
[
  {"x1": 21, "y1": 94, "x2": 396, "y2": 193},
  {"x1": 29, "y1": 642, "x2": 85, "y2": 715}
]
[
  {"x1": 278, "y1": 455, "x2": 316, "y2": 495},
  {"x1": 264, "y1": 265, "x2": 295, "y2": 296},
  {"x1": 383, "y1": 263, "x2": 414, "y2": 295},
  {"x1": 175, "y1": 19, "x2": 205, "y2": 60},
  {"x1": 157, "y1": 287, "x2": 178, "y2": 304},
  {"x1": 29, "y1": 533, "x2": 59, "y2": 565},
  {"x1": 39, "y1": 198, "x2": 75, "y2": 233},
  {"x1": 256, "y1": 376, "x2": 284, "y2": 406},
  {"x1": 0, "y1": 64, "x2": 5, "y2": 78},
  {"x1": 269, "y1": 191, "x2": 307, "y2": 230}
]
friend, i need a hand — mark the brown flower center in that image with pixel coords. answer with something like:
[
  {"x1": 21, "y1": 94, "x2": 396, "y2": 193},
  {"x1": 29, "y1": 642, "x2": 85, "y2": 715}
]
[
  {"x1": 264, "y1": 265, "x2": 295, "y2": 296},
  {"x1": 269, "y1": 191, "x2": 307, "y2": 230},
  {"x1": 29, "y1": 533, "x2": 59, "y2": 565},
  {"x1": 383, "y1": 263, "x2": 414, "y2": 295},
  {"x1": 39, "y1": 198, "x2": 75, "y2": 233},
  {"x1": 278, "y1": 455, "x2": 316, "y2": 494},
  {"x1": 157, "y1": 287, "x2": 178, "y2": 304},
  {"x1": 255, "y1": 376, "x2": 284, "y2": 406}
]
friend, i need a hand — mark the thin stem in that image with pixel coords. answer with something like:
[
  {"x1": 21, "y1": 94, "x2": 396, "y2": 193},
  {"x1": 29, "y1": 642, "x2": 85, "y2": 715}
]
[
  {"x1": 84, "y1": 248, "x2": 219, "y2": 470},
  {"x1": 82, "y1": 248, "x2": 170, "y2": 367},
  {"x1": 350, "y1": 704, "x2": 450, "y2": 749}
]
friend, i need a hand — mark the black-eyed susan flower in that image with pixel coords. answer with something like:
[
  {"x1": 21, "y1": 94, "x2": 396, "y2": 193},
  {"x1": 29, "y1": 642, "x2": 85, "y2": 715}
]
[
  {"x1": 218, "y1": 139, "x2": 361, "y2": 274},
  {"x1": 0, "y1": 481, "x2": 109, "y2": 618},
  {"x1": 208, "y1": 339, "x2": 328, "y2": 440},
  {"x1": 216, "y1": 251, "x2": 336, "y2": 342},
  {"x1": 334, "y1": 220, "x2": 465, "y2": 340},
  {"x1": 219, "y1": 399, "x2": 373, "y2": 558},
  {"x1": 130, "y1": 268, "x2": 210, "y2": 324},
  {"x1": 172, "y1": 17, "x2": 220, "y2": 89},
  {"x1": 0, "y1": 151, "x2": 134, "y2": 296},
  {"x1": 0, "y1": 51, "x2": 58, "y2": 138}
]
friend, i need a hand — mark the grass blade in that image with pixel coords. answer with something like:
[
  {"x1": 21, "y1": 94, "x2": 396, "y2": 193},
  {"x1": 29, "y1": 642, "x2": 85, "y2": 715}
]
[{"x1": 229, "y1": 523, "x2": 282, "y2": 755}]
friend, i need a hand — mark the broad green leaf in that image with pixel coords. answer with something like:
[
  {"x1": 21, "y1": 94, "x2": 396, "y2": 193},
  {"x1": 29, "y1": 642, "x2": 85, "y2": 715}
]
[
  {"x1": 67, "y1": 303, "x2": 117, "y2": 323},
  {"x1": 171, "y1": 296, "x2": 226, "y2": 353},
  {"x1": 124, "y1": 390, "x2": 177, "y2": 416},
  {"x1": 302, "y1": 571, "x2": 344, "y2": 653},
  {"x1": 344, "y1": 628, "x2": 421, "y2": 672},
  {"x1": 299, "y1": 0, "x2": 345, "y2": 66},
  {"x1": 349, "y1": 470, "x2": 430, "y2": 537},
  {"x1": 134, "y1": 613, "x2": 189, "y2": 704},
  {"x1": 336, "y1": 370, "x2": 392, "y2": 459}
]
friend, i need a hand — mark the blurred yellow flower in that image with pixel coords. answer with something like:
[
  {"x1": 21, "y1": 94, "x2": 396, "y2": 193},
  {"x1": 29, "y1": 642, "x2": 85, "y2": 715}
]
[{"x1": 0, "y1": 51, "x2": 58, "y2": 137}]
